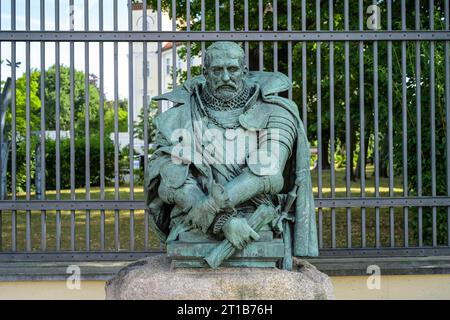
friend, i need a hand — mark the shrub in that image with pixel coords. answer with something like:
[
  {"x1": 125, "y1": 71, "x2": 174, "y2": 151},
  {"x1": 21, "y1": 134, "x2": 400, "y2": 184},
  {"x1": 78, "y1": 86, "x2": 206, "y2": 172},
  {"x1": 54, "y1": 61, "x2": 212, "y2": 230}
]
[{"x1": 44, "y1": 134, "x2": 115, "y2": 190}]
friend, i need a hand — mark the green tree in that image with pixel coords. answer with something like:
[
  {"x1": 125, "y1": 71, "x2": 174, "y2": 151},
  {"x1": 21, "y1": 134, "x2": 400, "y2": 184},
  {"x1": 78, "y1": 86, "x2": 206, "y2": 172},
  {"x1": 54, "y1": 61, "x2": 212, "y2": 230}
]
[
  {"x1": 5, "y1": 70, "x2": 41, "y2": 138},
  {"x1": 4, "y1": 70, "x2": 41, "y2": 193},
  {"x1": 44, "y1": 134, "x2": 115, "y2": 189},
  {"x1": 41, "y1": 65, "x2": 100, "y2": 134},
  {"x1": 391, "y1": 39, "x2": 449, "y2": 245},
  {"x1": 143, "y1": 0, "x2": 449, "y2": 243},
  {"x1": 134, "y1": 100, "x2": 158, "y2": 142},
  {"x1": 103, "y1": 99, "x2": 129, "y2": 136}
]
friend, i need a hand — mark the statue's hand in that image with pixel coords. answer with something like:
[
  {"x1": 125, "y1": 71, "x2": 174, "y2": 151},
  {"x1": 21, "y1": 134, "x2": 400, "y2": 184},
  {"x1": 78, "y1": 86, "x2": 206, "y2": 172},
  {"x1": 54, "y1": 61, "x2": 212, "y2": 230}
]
[
  {"x1": 185, "y1": 182, "x2": 234, "y2": 233},
  {"x1": 185, "y1": 197, "x2": 217, "y2": 233},
  {"x1": 209, "y1": 182, "x2": 233, "y2": 210},
  {"x1": 222, "y1": 217, "x2": 260, "y2": 250}
]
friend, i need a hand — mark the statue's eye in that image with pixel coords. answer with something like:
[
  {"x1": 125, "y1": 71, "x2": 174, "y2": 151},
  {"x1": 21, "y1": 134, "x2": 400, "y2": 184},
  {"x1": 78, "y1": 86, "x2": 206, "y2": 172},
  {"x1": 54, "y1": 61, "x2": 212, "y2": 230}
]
[{"x1": 228, "y1": 67, "x2": 238, "y2": 73}]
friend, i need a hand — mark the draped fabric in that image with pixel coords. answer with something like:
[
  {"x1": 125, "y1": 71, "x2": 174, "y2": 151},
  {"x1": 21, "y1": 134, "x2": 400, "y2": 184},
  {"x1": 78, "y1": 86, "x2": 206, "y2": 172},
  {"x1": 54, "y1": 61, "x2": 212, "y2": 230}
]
[{"x1": 261, "y1": 93, "x2": 319, "y2": 257}]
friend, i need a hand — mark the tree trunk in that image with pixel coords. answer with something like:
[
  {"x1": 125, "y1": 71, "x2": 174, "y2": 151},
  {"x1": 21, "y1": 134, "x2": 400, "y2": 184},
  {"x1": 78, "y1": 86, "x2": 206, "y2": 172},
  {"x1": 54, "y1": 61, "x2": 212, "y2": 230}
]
[
  {"x1": 355, "y1": 126, "x2": 369, "y2": 180},
  {"x1": 344, "y1": 120, "x2": 357, "y2": 182},
  {"x1": 379, "y1": 134, "x2": 389, "y2": 178},
  {"x1": 321, "y1": 128, "x2": 331, "y2": 170}
]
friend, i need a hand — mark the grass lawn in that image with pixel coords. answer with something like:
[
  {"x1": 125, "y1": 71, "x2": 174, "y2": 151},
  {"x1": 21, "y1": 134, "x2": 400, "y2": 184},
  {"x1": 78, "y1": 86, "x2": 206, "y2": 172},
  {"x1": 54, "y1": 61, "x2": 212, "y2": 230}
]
[{"x1": 1, "y1": 164, "x2": 440, "y2": 252}]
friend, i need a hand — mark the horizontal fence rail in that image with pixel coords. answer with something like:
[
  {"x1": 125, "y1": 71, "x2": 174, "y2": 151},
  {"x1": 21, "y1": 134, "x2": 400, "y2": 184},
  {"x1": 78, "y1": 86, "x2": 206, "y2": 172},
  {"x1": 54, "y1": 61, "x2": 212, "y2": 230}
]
[
  {"x1": 0, "y1": 0, "x2": 450, "y2": 260},
  {"x1": 2, "y1": 197, "x2": 450, "y2": 211},
  {"x1": 0, "y1": 31, "x2": 449, "y2": 41}
]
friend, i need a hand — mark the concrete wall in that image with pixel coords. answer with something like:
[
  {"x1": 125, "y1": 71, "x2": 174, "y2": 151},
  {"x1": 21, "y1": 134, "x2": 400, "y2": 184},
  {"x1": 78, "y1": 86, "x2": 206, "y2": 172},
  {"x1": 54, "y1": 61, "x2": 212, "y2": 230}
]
[
  {"x1": 1, "y1": 275, "x2": 449, "y2": 300},
  {"x1": 332, "y1": 275, "x2": 450, "y2": 300},
  {"x1": 0, "y1": 281, "x2": 106, "y2": 300}
]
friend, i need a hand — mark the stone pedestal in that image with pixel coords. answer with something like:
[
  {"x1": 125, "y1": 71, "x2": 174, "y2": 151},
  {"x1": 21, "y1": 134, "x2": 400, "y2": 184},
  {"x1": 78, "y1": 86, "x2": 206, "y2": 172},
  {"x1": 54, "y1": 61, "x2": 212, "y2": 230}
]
[{"x1": 105, "y1": 255, "x2": 334, "y2": 300}]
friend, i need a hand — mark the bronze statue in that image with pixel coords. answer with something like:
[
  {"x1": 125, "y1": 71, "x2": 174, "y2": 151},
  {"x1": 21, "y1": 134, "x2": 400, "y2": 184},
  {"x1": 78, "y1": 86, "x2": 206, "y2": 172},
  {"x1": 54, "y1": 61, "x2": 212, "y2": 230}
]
[{"x1": 145, "y1": 41, "x2": 318, "y2": 269}]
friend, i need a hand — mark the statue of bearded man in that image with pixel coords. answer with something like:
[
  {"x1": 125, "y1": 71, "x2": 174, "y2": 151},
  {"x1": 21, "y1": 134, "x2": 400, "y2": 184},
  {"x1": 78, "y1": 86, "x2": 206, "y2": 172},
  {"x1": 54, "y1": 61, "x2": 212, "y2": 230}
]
[{"x1": 145, "y1": 42, "x2": 318, "y2": 269}]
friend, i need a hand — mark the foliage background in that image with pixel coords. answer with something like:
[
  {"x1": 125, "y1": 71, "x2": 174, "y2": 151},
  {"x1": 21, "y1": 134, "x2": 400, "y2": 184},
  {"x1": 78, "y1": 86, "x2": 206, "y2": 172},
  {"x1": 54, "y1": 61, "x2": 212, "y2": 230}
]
[{"x1": 0, "y1": 1, "x2": 448, "y2": 246}]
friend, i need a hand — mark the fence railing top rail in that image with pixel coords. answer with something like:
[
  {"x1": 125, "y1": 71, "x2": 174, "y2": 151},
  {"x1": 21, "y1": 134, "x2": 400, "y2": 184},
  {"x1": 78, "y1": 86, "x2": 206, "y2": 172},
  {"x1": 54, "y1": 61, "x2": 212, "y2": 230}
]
[{"x1": 0, "y1": 30, "x2": 449, "y2": 42}]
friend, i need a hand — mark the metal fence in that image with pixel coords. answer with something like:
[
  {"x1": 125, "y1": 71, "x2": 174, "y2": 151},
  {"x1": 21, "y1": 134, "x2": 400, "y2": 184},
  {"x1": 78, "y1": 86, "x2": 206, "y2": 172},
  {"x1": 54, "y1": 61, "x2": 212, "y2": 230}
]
[{"x1": 0, "y1": 0, "x2": 450, "y2": 261}]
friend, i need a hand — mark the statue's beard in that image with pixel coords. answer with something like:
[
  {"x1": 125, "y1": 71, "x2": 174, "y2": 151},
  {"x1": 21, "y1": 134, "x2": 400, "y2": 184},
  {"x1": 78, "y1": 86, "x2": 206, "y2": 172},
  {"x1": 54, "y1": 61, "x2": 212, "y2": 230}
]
[{"x1": 208, "y1": 82, "x2": 244, "y2": 102}]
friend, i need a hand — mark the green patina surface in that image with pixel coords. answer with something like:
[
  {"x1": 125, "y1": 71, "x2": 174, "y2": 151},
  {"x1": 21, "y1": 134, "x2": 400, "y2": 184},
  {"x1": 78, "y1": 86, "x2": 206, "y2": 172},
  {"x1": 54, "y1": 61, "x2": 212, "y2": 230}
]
[
  {"x1": 167, "y1": 236, "x2": 284, "y2": 258},
  {"x1": 144, "y1": 41, "x2": 318, "y2": 269},
  {"x1": 168, "y1": 234, "x2": 284, "y2": 269},
  {"x1": 170, "y1": 260, "x2": 280, "y2": 269}
]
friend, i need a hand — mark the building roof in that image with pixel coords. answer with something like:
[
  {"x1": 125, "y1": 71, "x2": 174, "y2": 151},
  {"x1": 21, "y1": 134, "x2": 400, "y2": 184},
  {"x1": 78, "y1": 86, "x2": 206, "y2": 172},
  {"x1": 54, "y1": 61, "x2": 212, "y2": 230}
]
[
  {"x1": 132, "y1": 2, "x2": 152, "y2": 11},
  {"x1": 161, "y1": 42, "x2": 183, "y2": 52}
]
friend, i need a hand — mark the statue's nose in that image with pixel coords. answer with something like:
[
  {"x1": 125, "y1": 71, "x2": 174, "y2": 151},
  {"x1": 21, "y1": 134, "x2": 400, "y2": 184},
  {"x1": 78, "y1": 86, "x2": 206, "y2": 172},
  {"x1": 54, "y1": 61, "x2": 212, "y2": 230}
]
[{"x1": 222, "y1": 71, "x2": 230, "y2": 82}]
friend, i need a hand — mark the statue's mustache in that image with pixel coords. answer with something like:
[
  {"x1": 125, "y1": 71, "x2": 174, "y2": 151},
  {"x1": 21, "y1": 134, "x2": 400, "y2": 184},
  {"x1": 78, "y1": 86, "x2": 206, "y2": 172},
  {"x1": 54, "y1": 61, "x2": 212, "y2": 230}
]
[{"x1": 217, "y1": 83, "x2": 237, "y2": 90}]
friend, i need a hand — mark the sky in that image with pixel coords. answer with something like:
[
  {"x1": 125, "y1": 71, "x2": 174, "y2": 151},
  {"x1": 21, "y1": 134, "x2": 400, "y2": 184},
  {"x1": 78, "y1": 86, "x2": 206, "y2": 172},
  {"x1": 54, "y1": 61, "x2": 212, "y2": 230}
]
[{"x1": 0, "y1": 0, "x2": 146, "y2": 100}]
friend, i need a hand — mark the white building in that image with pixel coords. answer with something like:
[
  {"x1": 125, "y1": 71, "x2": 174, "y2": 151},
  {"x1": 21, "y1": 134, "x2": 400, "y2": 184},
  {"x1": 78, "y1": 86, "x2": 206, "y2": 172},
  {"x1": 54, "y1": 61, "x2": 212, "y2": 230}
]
[{"x1": 131, "y1": 3, "x2": 201, "y2": 120}]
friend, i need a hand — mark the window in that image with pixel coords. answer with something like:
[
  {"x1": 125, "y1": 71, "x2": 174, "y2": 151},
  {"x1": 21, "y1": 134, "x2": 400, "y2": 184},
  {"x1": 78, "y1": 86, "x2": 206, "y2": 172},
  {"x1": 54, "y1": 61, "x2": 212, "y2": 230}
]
[{"x1": 136, "y1": 16, "x2": 155, "y2": 30}]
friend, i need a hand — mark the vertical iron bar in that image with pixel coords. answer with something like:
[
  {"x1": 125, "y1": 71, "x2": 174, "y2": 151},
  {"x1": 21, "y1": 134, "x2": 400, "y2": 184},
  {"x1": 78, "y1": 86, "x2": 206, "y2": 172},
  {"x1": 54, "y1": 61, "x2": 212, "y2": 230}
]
[
  {"x1": 186, "y1": 0, "x2": 191, "y2": 80},
  {"x1": 359, "y1": 0, "x2": 366, "y2": 248},
  {"x1": 258, "y1": 0, "x2": 263, "y2": 71},
  {"x1": 69, "y1": 0, "x2": 76, "y2": 251},
  {"x1": 316, "y1": 0, "x2": 323, "y2": 249},
  {"x1": 84, "y1": 0, "x2": 91, "y2": 251},
  {"x1": 114, "y1": 0, "x2": 120, "y2": 251},
  {"x1": 345, "y1": 0, "x2": 351, "y2": 248},
  {"x1": 128, "y1": 0, "x2": 135, "y2": 251},
  {"x1": 143, "y1": 0, "x2": 150, "y2": 250},
  {"x1": 25, "y1": 0, "x2": 31, "y2": 252},
  {"x1": 172, "y1": 0, "x2": 177, "y2": 89},
  {"x1": 301, "y1": 0, "x2": 307, "y2": 131},
  {"x1": 40, "y1": 0, "x2": 46, "y2": 251},
  {"x1": 216, "y1": 0, "x2": 220, "y2": 31},
  {"x1": 445, "y1": 0, "x2": 450, "y2": 246},
  {"x1": 273, "y1": 0, "x2": 278, "y2": 72},
  {"x1": 152, "y1": 0, "x2": 163, "y2": 250},
  {"x1": 55, "y1": 0, "x2": 61, "y2": 251},
  {"x1": 162, "y1": 0, "x2": 177, "y2": 250},
  {"x1": 157, "y1": 0, "x2": 162, "y2": 115},
  {"x1": 329, "y1": 0, "x2": 335, "y2": 249},
  {"x1": 99, "y1": 0, "x2": 105, "y2": 251},
  {"x1": 287, "y1": 0, "x2": 292, "y2": 100},
  {"x1": 429, "y1": 0, "x2": 437, "y2": 247},
  {"x1": 10, "y1": 0, "x2": 17, "y2": 252},
  {"x1": 229, "y1": 0, "x2": 234, "y2": 31},
  {"x1": 201, "y1": 0, "x2": 205, "y2": 65},
  {"x1": 373, "y1": 0, "x2": 380, "y2": 248},
  {"x1": 244, "y1": 0, "x2": 249, "y2": 67},
  {"x1": 401, "y1": 0, "x2": 409, "y2": 247},
  {"x1": 387, "y1": 0, "x2": 394, "y2": 247},
  {"x1": 415, "y1": 0, "x2": 423, "y2": 247}
]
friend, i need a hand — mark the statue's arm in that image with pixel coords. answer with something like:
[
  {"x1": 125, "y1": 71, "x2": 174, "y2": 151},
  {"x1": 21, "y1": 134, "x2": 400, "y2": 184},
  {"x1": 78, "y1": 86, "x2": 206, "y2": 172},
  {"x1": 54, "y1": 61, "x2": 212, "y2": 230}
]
[
  {"x1": 224, "y1": 110, "x2": 297, "y2": 207},
  {"x1": 223, "y1": 143, "x2": 291, "y2": 207},
  {"x1": 216, "y1": 141, "x2": 292, "y2": 247},
  {"x1": 158, "y1": 174, "x2": 206, "y2": 213}
]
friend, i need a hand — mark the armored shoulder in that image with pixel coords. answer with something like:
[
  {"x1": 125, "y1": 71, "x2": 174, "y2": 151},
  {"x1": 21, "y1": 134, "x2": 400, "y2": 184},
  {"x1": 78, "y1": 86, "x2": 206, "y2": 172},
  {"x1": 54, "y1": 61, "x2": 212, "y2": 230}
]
[
  {"x1": 246, "y1": 102, "x2": 297, "y2": 182},
  {"x1": 266, "y1": 103, "x2": 298, "y2": 129},
  {"x1": 264, "y1": 103, "x2": 298, "y2": 157}
]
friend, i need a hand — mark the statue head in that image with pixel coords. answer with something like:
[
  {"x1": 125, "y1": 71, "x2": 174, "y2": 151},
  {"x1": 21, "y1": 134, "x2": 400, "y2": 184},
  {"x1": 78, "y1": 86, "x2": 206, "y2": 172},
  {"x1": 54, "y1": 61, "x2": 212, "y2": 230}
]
[{"x1": 203, "y1": 42, "x2": 249, "y2": 102}]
